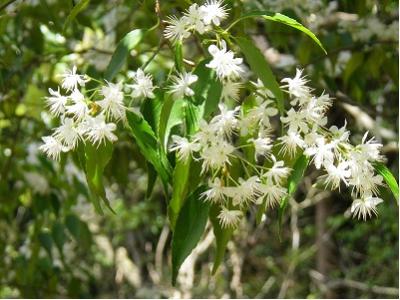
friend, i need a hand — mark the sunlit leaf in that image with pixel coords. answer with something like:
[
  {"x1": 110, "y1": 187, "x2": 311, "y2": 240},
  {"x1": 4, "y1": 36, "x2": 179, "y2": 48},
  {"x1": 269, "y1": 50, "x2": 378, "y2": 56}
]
[
  {"x1": 228, "y1": 11, "x2": 326, "y2": 54},
  {"x1": 374, "y1": 162, "x2": 399, "y2": 205},
  {"x1": 105, "y1": 29, "x2": 144, "y2": 81},
  {"x1": 236, "y1": 36, "x2": 284, "y2": 114}
]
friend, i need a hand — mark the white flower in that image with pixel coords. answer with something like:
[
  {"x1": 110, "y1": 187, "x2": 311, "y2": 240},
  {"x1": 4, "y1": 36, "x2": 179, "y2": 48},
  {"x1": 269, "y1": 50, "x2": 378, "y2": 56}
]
[
  {"x1": 164, "y1": 16, "x2": 191, "y2": 42},
  {"x1": 169, "y1": 72, "x2": 198, "y2": 99},
  {"x1": 350, "y1": 195, "x2": 383, "y2": 220},
  {"x1": 247, "y1": 100, "x2": 278, "y2": 128},
  {"x1": 263, "y1": 156, "x2": 291, "y2": 184},
  {"x1": 200, "y1": 141, "x2": 235, "y2": 172},
  {"x1": 218, "y1": 206, "x2": 242, "y2": 228},
  {"x1": 202, "y1": 178, "x2": 226, "y2": 203},
  {"x1": 258, "y1": 182, "x2": 287, "y2": 208},
  {"x1": 85, "y1": 114, "x2": 118, "y2": 145},
  {"x1": 324, "y1": 161, "x2": 351, "y2": 190},
  {"x1": 66, "y1": 89, "x2": 88, "y2": 120},
  {"x1": 60, "y1": 66, "x2": 87, "y2": 91},
  {"x1": 45, "y1": 88, "x2": 68, "y2": 116},
  {"x1": 281, "y1": 68, "x2": 311, "y2": 102},
  {"x1": 169, "y1": 135, "x2": 200, "y2": 161},
  {"x1": 330, "y1": 121, "x2": 350, "y2": 146},
  {"x1": 206, "y1": 40, "x2": 244, "y2": 80},
  {"x1": 210, "y1": 103, "x2": 239, "y2": 136},
  {"x1": 200, "y1": 0, "x2": 228, "y2": 26},
  {"x1": 184, "y1": 4, "x2": 207, "y2": 34},
  {"x1": 280, "y1": 108, "x2": 309, "y2": 134},
  {"x1": 39, "y1": 136, "x2": 68, "y2": 160},
  {"x1": 97, "y1": 81, "x2": 126, "y2": 121},
  {"x1": 349, "y1": 170, "x2": 383, "y2": 197},
  {"x1": 128, "y1": 68, "x2": 156, "y2": 99},
  {"x1": 304, "y1": 137, "x2": 334, "y2": 169},
  {"x1": 357, "y1": 132, "x2": 384, "y2": 162},
  {"x1": 278, "y1": 130, "x2": 305, "y2": 157},
  {"x1": 193, "y1": 120, "x2": 221, "y2": 145},
  {"x1": 53, "y1": 118, "x2": 80, "y2": 149},
  {"x1": 248, "y1": 135, "x2": 272, "y2": 159},
  {"x1": 225, "y1": 176, "x2": 261, "y2": 207},
  {"x1": 221, "y1": 80, "x2": 242, "y2": 102}
]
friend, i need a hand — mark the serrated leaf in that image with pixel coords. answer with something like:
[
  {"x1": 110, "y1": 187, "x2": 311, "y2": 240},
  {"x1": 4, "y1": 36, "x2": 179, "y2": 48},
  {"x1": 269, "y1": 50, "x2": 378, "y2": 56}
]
[
  {"x1": 63, "y1": 0, "x2": 90, "y2": 32},
  {"x1": 171, "y1": 186, "x2": 209, "y2": 285},
  {"x1": 209, "y1": 204, "x2": 234, "y2": 275},
  {"x1": 126, "y1": 110, "x2": 172, "y2": 188},
  {"x1": 278, "y1": 154, "x2": 309, "y2": 236},
  {"x1": 236, "y1": 37, "x2": 284, "y2": 114},
  {"x1": 105, "y1": 29, "x2": 144, "y2": 81},
  {"x1": 374, "y1": 162, "x2": 399, "y2": 204},
  {"x1": 84, "y1": 142, "x2": 114, "y2": 214},
  {"x1": 228, "y1": 11, "x2": 326, "y2": 54}
]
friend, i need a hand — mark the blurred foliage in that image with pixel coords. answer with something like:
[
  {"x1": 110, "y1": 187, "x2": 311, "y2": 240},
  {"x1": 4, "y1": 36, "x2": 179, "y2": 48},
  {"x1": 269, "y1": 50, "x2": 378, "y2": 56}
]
[{"x1": 0, "y1": 0, "x2": 398, "y2": 298}]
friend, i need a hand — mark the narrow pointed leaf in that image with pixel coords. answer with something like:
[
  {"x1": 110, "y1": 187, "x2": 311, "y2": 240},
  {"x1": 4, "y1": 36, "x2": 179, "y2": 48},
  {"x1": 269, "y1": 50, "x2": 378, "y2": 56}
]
[
  {"x1": 84, "y1": 142, "x2": 114, "y2": 214},
  {"x1": 210, "y1": 204, "x2": 234, "y2": 275},
  {"x1": 236, "y1": 37, "x2": 284, "y2": 114},
  {"x1": 278, "y1": 154, "x2": 309, "y2": 236},
  {"x1": 171, "y1": 186, "x2": 209, "y2": 285},
  {"x1": 105, "y1": 29, "x2": 144, "y2": 81},
  {"x1": 126, "y1": 111, "x2": 172, "y2": 188},
  {"x1": 63, "y1": 0, "x2": 90, "y2": 32},
  {"x1": 374, "y1": 162, "x2": 399, "y2": 204},
  {"x1": 228, "y1": 11, "x2": 326, "y2": 54},
  {"x1": 168, "y1": 157, "x2": 191, "y2": 230}
]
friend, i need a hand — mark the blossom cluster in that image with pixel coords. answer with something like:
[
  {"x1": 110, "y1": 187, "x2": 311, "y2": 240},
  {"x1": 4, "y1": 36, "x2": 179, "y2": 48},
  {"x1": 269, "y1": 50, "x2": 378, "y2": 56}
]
[
  {"x1": 164, "y1": 0, "x2": 228, "y2": 42},
  {"x1": 40, "y1": 0, "x2": 387, "y2": 229},
  {"x1": 40, "y1": 66, "x2": 122, "y2": 160}
]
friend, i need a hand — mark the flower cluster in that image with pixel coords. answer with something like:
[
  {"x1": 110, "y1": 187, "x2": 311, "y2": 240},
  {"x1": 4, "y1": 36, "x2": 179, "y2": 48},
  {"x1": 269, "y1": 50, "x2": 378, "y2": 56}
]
[
  {"x1": 278, "y1": 69, "x2": 385, "y2": 220},
  {"x1": 164, "y1": 0, "x2": 228, "y2": 42},
  {"x1": 40, "y1": 0, "x2": 388, "y2": 228},
  {"x1": 40, "y1": 66, "x2": 124, "y2": 160}
]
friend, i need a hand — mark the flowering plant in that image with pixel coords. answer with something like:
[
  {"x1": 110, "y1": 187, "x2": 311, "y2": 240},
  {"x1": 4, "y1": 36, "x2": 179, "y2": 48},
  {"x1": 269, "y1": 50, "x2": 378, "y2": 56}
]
[{"x1": 39, "y1": 0, "x2": 398, "y2": 284}]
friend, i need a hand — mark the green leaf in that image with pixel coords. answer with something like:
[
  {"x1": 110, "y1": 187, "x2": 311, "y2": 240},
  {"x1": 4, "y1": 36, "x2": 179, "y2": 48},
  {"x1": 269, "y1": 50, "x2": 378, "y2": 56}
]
[
  {"x1": 184, "y1": 100, "x2": 203, "y2": 135},
  {"x1": 203, "y1": 79, "x2": 223, "y2": 119},
  {"x1": 84, "y1": 142, "x2": 114, "y2": 214},
  {"x1": 65, "y1": 214, "x2": 92, "y2": 248},
  {"x1": 105, "y1": 29, "x2": 145, "y2": 81},
  {"x1": 228, "y1": 11, "x2": 326, "y2": 54},
  {"x1": 141, "y1": 91, "x2": 163, "y2": 134},
  {"x1": 63, "y1": 0, "x2": 90, "y2": 32},
  {"x1": 344, "y1": 52, "x2": 364, "y2": 84},
  {"x1": 278, "y1": 154, "x2": 310, "y2": 236},
  {"x1": 171, "y1": 186, "x2": 210, "y2": 285},
  {"x1": 174, "y1": 42, "x2": 183, "y2": 72},
  {"x1": 38, "y1": 231, "x2": 53, "y2": 257},
  {"x1": 236, "y1": 37, "x2": 284, "y2": 114},
  {"x1": 146, "y1": 162, "x2": 158, "y2": 199},
  {"x1": 52, "y1": 222, "x2": 66, "y2": 251},
  {"x1": 374, "y1": 162, "x2": 399, "y2": 204},
  {"x1": 126, "y1": 111, "x2": 172, "y2": 188},
  {"x1": 168, "y1": 157, "x2": 192, "y2": 230},
  {"x1": 209, "y1": 204, "x2": 234, "y2": 275},
  {"x1": 159, "y1": 95, "x2": 184, "y2": 149}
]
